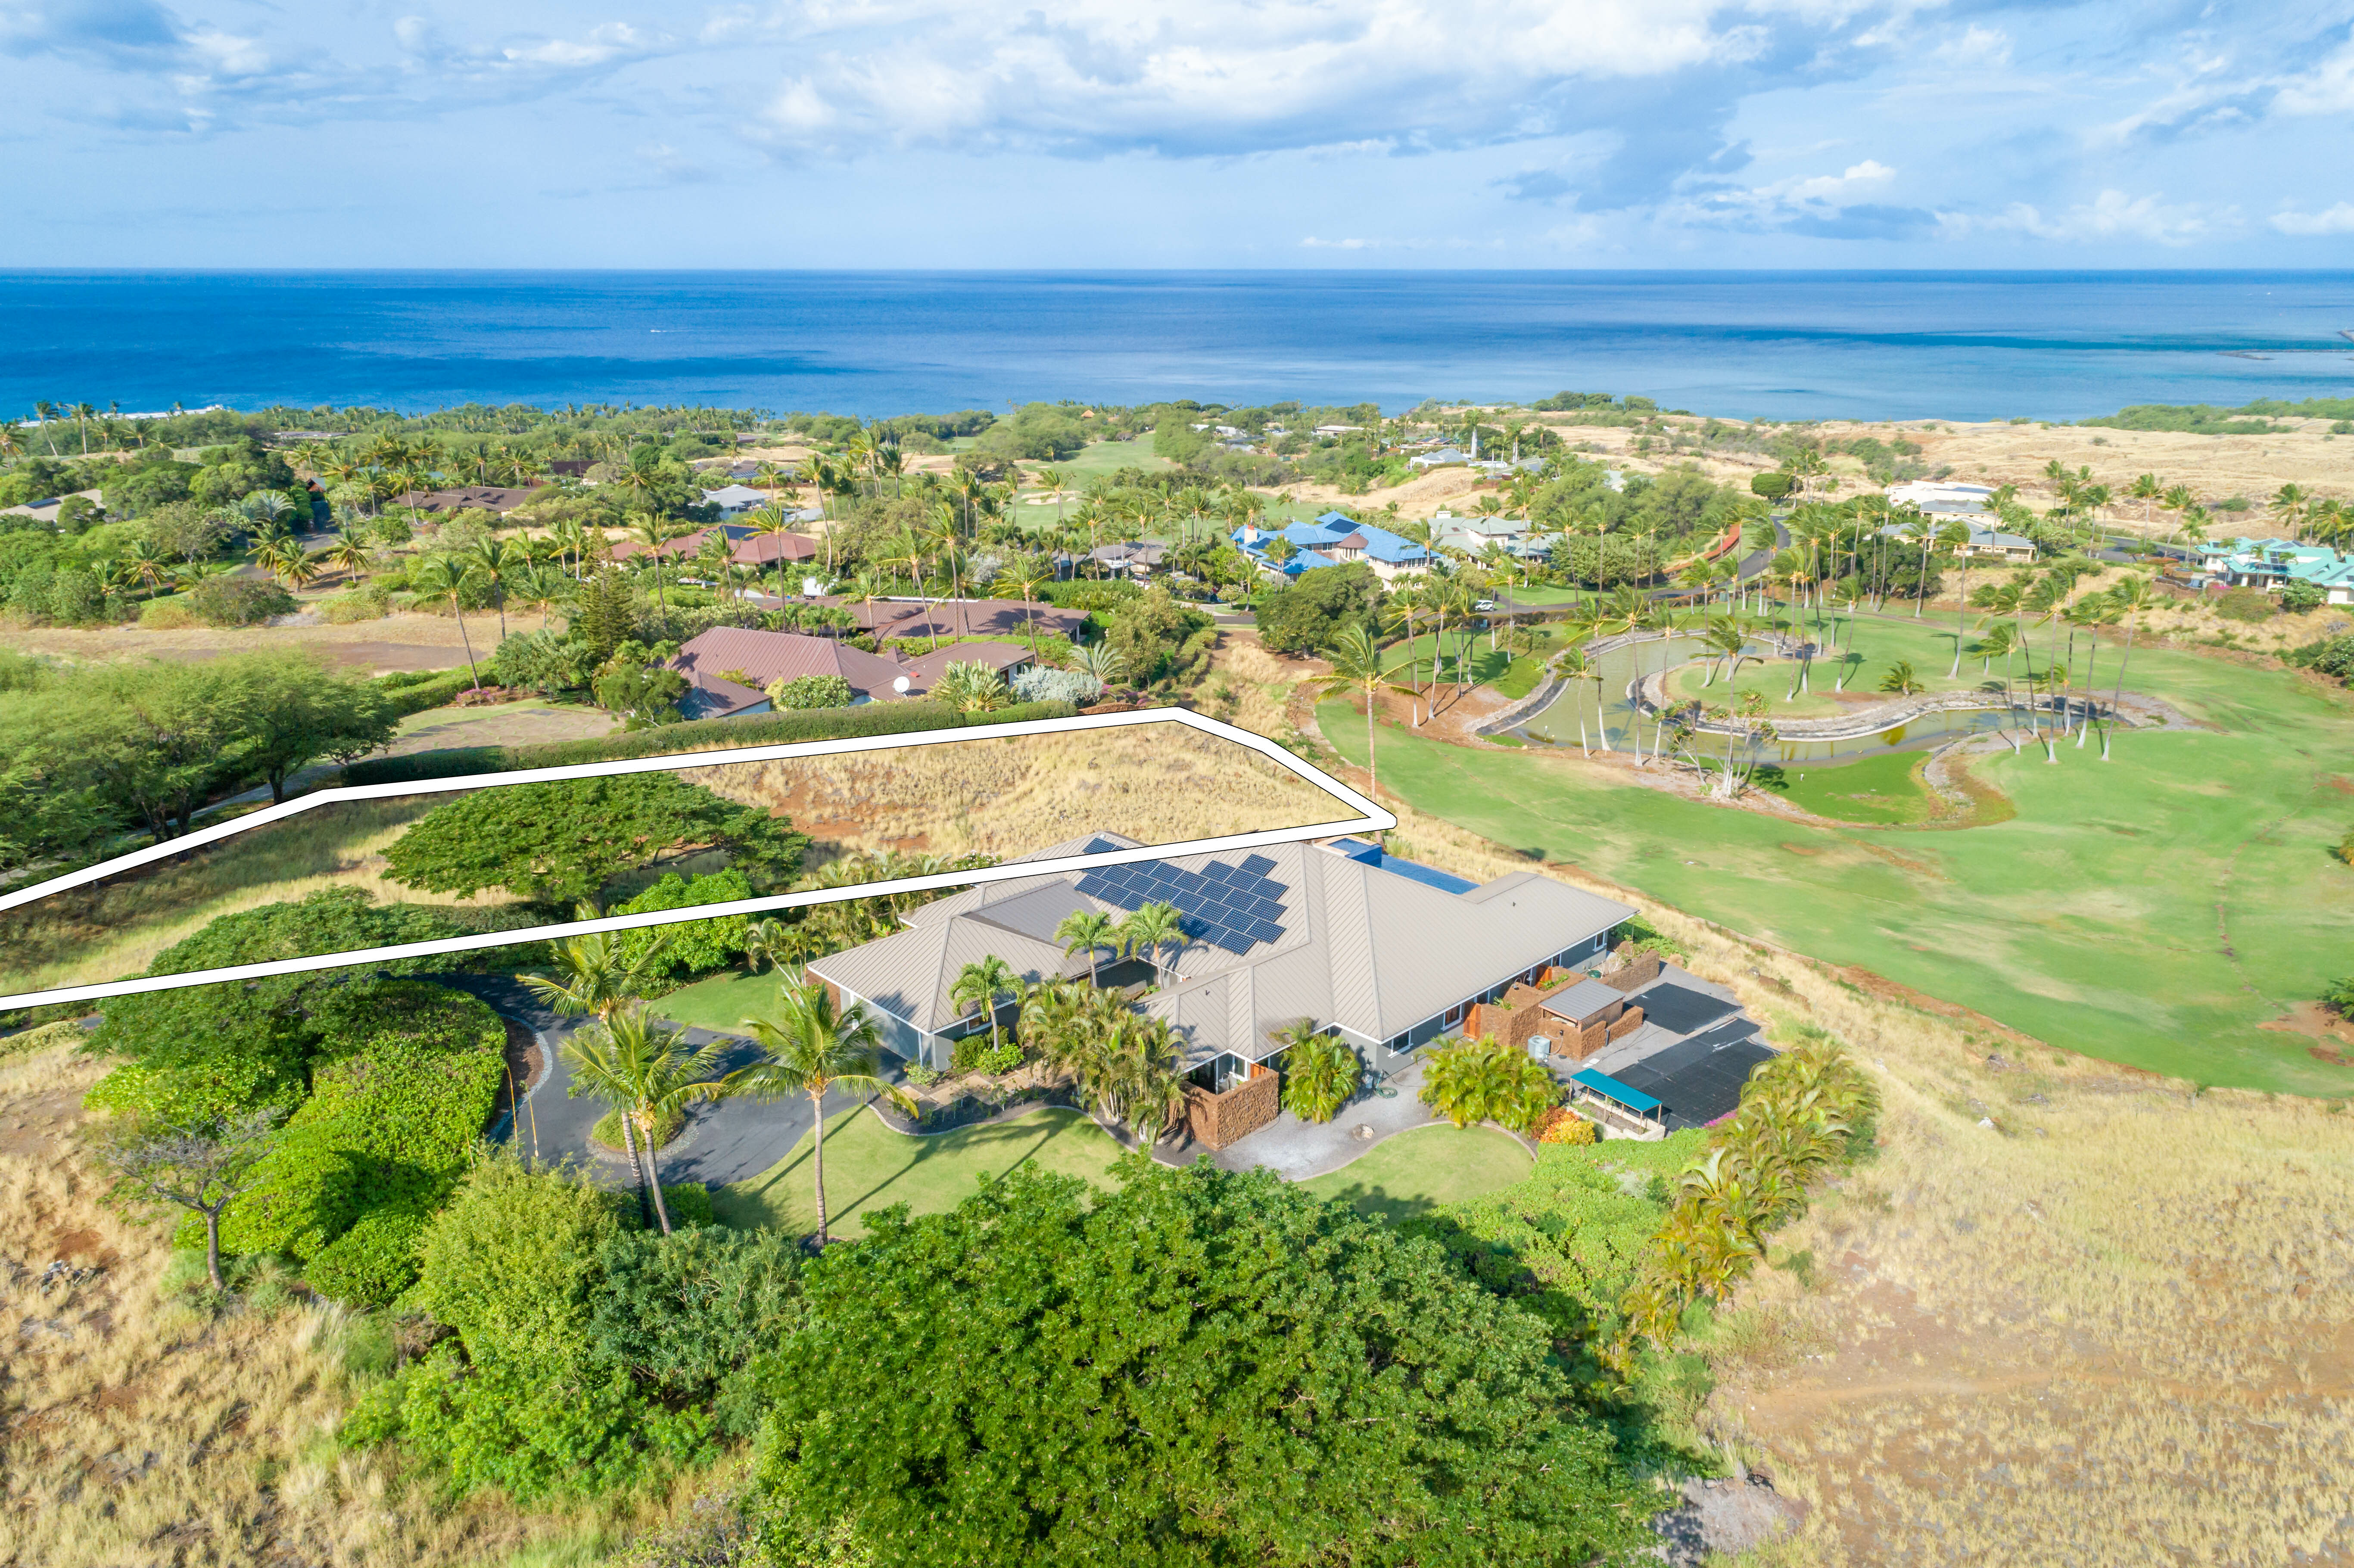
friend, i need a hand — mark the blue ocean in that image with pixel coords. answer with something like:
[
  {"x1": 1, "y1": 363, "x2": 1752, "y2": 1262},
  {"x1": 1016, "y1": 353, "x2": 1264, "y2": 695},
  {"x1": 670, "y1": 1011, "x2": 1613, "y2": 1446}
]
[{"x1": 1, "y1": 270, "x2": 2350, "y2": 423}]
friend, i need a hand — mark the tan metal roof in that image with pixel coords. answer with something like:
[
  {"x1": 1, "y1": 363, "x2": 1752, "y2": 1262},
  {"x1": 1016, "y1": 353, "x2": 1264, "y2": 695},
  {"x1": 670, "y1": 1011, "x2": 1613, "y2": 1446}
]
[{"x1": 819, "y1": 830, "x2": 1633, "y2": 1065}]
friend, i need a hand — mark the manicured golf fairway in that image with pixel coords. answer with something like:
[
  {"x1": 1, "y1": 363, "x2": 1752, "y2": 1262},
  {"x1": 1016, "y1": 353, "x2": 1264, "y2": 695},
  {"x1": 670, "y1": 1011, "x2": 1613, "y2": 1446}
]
[
  {"x1": 1298, "y1": 1124, "x2": 1535, "y2": 1222},
  {"x1": 713, "y1": 1105, "x2": 1128, "y2": 1238},
  {"x1": 1321, "y1": 620, "x2": 2354, "y2": 1096}
]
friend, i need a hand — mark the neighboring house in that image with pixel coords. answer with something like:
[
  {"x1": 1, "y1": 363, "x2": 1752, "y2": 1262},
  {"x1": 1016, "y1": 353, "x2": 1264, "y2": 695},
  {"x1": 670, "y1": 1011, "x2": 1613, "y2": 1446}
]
[
  {"x1": 1876, "y1": 521, "x2": 2036, "y2": 563},
  {"x1": 546, "y1": 459, "x2": 596, "y2": 479},
  {"x1": 701, "y1": 484, "x2": 769, "y2": 516},
  {"x1": 0, "y1": 488, "x2": 103, "y2": 526},
  {"x1": 613, "y1": 523, "x2": 821, "y2": 569},
  {"x1": 1312, "y1": 424, "x2": 1362, "y2": 436},
  {"x1": 824, "y1": 596, "x2": 1089, "y2": 644},
  {"x1": 1406, "y1": 446, "x2": 1468, "y2": 470},
  {"x1": 388, "y1": 485, "x2": 541, "y2": 515},
  {"x1": 668, "y1": 627, "x2": 919, "y2": 717},
  {"x1": 805, "y1": 830, "x2": 1633, "y2": 1083},
  {"x1": 667, "y1": 628, "x2": 1040, "y2": 719},
  {"x1": 2210, "y1": 537, "x2": 2354, "y2": 603},
  {"x1": 1885, "y1": 481, "x2": 1995, "y2": 510},
  {"x1": 1234, "y1": 512, "x2": 1430, "y2": 581},
  {"x1": 1089, "y1": 540, "x2": 1168, "y2": 575},
  {"x1": 1429, "y1": 510, "x2": 1544, "y2": 558}
]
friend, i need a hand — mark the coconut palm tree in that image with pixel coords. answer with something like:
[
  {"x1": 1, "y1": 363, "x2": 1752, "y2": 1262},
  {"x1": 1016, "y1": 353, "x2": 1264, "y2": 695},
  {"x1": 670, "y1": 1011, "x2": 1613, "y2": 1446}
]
[
  {"x1": 460, "y1": 535, "x2": 528, "y2": 641},
  {"x1": 2101, "y1": 573, "x2": 2155, "y2": 761},
  {"x1": 1117, "y1": 901, "x2": 1186, "y2": 986},
  {"x1": 725, "y1": 977, "x2": 915, "y2": 1244},
  {"x1": 1054, "y1": 909, "x2": 1119, "y2": 986},
  {"x1": 404, "y1": 554, "x2": 486, "y2": 688},
  {"x1": 1698, "y1": 616, "x2": 1747, "y2": 687},
  {"x1": 2271, "y1": 483, "x2": 2309, "y2": 543},
  {"x1": 1301, "y1": 622, "x2": 1411, "y2": 805},
  {"x1": 562, "y1": 1007, "x2": 730, "y2": 1235},
  {"x1": 949, "y1": 955, "x2": 1021, "y2": 1057},
  {"x1": 1877, "y1": 660, "x2": 1923, "y2": 696},
  {"x1": 628, "y1": 512, "x2": 683, "y2": 635},
  {"x1": 2129, "y1": 473, "x2": 2163, "y2": 530}
]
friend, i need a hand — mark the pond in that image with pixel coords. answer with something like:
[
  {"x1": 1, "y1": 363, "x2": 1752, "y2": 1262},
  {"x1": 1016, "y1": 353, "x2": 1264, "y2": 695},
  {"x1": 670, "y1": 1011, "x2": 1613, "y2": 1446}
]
[{"x1": 1510, "y1": 632, "x2": 2039, "y2": 765}]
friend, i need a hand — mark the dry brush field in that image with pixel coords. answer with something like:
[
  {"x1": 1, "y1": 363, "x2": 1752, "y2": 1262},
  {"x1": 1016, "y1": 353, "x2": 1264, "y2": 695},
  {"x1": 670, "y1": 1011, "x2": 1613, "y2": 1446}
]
[{"x1": 1376, "y1": 799, "x2": 2354, "y2": 1567}]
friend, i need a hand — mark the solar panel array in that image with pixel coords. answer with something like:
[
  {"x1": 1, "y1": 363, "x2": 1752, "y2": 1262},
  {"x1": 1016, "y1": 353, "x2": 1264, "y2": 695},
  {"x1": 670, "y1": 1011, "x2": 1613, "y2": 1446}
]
[
  {"x1": 1071, "y1": 852, "x2": 1290, "y2": 956},
  {"x1": 1611, "y1": 1025, "x2": 1774, "y2": 1130}
]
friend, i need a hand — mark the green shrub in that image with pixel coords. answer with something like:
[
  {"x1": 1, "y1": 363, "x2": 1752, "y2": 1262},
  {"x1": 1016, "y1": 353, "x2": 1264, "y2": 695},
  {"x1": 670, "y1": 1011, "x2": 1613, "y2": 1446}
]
[
  {"x1": 2214, "y1": 586, "x2": 2277, "y2": 623},
  {"x1": 2324, "y1": 977, "x2": 2354, "y2": 1017},
  {"x1": 767, "y1": 673, "x2": 856, "y2": 709},
  {"x1": 85, "y1": 1051, "x2": 308, "y2": 1126},
  {"x1": 371, "y1": 666, "x2": 479, "y2": 719},
  {"x1": 658, "y1": 1183, "x2": 717, "y2": 1229},
  {"x1": 411, "y1": 1153, "x2": 619, "y2": 1365},
  {"x1": 212, "y1": 1029, "x2": 503, "y2": 1261},
  {"x1": 588, "y1": 1226, "x2": 798, "y2": 1431},
  {"x1": 1418, "y1": 1036, "x2": 1558, "y2": 1133},
  {"x1": 190, "y1": 575, "x2": 295, "y2": 627},
  {"x1": 137, "y1": 596, "x2": 198, "y2": 629},
  {"x1": 305, "y1": 1204, "x2": 431, "y2": 1306},
  {"x1": 612, "y1": 870, "x2": 753, "y2": 974},
  {"x1": 593, "y1": 1106, "x2": 684, "y2": 1151}
]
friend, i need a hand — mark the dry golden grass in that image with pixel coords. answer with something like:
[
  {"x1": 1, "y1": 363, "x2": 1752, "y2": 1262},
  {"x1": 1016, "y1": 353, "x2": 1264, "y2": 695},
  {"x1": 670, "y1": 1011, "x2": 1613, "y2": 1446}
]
[
  {"x1": 0, "y1": 610, "x2": 504, "y2": 672},
  {"x1": 691, "y1": 718, "x2": 1344, "y2": 859},
  {"x1": 0, "y1": 1042, "x2": 691, "y2": 1568},
  {"x1": 1369, "y1": 798, "x2": 2354, "y2": 1567},
  {"x1": 0, "y1": 797, "x2": 520, "y2": 998}
]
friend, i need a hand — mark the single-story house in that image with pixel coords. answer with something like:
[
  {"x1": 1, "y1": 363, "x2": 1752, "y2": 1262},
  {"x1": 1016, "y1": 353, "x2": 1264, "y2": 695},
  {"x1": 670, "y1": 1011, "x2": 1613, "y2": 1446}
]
[
  {"x1": 824, "y1": 596, "x2": 1089, "y2": 644},
  {"x1": 1885, "y1": 481, "x2": 1994, "y2": 509},
  {"x1": 1087, "y1": 540, "x2": 1168, "y2": 575},
  {"x1": 1430, "y1": 510, "x2": 1545, "y2": 559},
  {"x1": 389, "y1": 485, "x2": 542, "y2": 516},
  {"x1": 701, "y1": 484, "x2": 770, "y2": 516},
  {"x1": 0, "y1": 488, "x2": 104, "y2": 526},
  {"x1": 1235, "y1": 512, "x2": 1431, "y2": 581},
  {"x1": 1406, "y1": 446, "x2": 1469, "y2": 470},
  {"x1": 667, "y1": 627, "x2": 1036, "y2": 719},
  {"x1": 1877, "y1": 521, "x2": 2036, "y2": 563},
  {"x1": 805, "y1": 831, "x2": 1634, "y2": 1094},
  {"x1": 613, "y1": 523, "x2": 821, "y2": 569},
  {"x1": 668, "y1": 627, "x2": 922, "y2": 717}
]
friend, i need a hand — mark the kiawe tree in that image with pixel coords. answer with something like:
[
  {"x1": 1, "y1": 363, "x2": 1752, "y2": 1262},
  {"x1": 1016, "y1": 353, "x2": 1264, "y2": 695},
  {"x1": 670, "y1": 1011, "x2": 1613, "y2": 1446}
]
[
  {"x1": 750, "y1": 1160, "x2": 1657, "y2": 1568},
  {"x1": 380, "y1": 772, "x2": 807, "y2": 907}
]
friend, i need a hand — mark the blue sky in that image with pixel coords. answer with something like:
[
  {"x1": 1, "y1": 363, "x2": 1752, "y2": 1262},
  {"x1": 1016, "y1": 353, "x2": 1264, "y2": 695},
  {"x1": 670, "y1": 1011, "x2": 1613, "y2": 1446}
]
[{"x1": 3, "y1": 0, "x2": 2352, "y2": 267}]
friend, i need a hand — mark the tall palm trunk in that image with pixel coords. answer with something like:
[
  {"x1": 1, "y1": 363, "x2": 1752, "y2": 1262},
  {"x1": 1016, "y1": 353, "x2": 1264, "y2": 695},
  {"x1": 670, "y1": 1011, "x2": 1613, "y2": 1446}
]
[
  {"x1": 1949, "y1": 554, "x2": 1968, "y2": 678},
  {"x1": 810, "y1": 1086, "x2": 833, "y2": 1243},
  {"x1": 618, "y1": 1109, "x2": 651, "y2": 1226},
  {"x1": 640, "y1": 1111, "x2": 674, "y2": 1234},
  {"x1": 449, "y1": 591, "x2": 483, "y2": 690},
  {"x1": 2105, "y1": 613, "x2": 2140, "y2": 761}
]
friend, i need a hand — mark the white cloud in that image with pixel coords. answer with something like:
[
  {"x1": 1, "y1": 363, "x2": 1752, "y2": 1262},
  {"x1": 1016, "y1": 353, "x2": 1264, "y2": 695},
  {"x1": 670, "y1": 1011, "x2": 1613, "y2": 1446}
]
[
  {"x1": 2273, "y1": 43, "x2": 2354, "y2": 116},
  {"x1": 746, "y1": 0, "x2": 1791, "y2": 163},
  {"x1": 1964, "y1": 190, "x2": 2229, "y2": 246},
  {"x1": 1934, "y1": 25, "x2": 2011, "y2": 70},
  {"x1": 2271, "y1": 203, "x2": 2354, "y2": 236}
]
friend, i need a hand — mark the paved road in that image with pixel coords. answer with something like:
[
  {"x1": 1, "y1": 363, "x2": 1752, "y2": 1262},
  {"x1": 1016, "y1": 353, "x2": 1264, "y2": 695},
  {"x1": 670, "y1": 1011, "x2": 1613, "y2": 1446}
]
[{"x1": 446, "y1": 974, "x2": 894, "y2": 1190}]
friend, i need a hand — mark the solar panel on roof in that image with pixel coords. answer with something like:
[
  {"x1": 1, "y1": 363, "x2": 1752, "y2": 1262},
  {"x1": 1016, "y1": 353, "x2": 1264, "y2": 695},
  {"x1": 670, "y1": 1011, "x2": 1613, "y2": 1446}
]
[
  {"x1": 1239, "y1": 854, "x2": 1276, "y2": 874},
  {"x1": 1202, "y1": 862, "x2": 1234, "y2": 884},
  {"x1": 1247, "y1": 919, "x2": 1283, "y2": 944}
]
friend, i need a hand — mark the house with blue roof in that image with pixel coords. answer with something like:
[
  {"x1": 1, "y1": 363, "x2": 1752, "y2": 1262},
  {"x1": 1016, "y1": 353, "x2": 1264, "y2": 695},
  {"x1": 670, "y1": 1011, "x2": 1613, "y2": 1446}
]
[
  {"x1": 1235, "y1": 511, "x2": 1432, "y2": 581},
  {"x1": 2205, "y1": 537, "x2": 2354, "y2": 604}
]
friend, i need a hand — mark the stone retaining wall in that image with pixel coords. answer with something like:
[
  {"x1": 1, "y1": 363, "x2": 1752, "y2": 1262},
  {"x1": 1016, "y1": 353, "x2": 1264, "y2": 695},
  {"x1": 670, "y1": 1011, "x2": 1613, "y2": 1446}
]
[{"x1": 1185, "y1": 1063, "x2": 1280, "y2": 1150}]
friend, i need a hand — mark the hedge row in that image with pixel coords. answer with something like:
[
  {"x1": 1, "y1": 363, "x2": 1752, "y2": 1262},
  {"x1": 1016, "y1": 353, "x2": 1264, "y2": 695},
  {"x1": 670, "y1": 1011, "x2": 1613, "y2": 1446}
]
[
  {"x1": 343, "y1": 700, "x2": 1082, "y2": 787},
  {"x1": 374, "y1": 666, "x2": 483, "y2": 719}
]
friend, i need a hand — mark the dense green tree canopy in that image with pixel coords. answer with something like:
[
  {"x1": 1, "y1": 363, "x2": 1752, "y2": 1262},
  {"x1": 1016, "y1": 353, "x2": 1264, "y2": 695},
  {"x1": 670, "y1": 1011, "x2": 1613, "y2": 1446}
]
[
  {"x1": 380, "y1": 772, "x2": 808, "y2": 906},
  {"x1": 755, "y1": 1160, "x2": 1657, "y2": 1568},
  {"x1": 1254, "y1": 560, "x2": 1384, "y2": 654}
]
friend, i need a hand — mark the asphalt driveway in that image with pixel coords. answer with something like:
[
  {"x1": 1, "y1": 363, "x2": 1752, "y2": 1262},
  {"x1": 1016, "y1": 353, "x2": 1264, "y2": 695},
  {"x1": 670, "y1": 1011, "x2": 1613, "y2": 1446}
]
[{"x1": 447, "y1": 974, "x2": 896, "y2": 1190}]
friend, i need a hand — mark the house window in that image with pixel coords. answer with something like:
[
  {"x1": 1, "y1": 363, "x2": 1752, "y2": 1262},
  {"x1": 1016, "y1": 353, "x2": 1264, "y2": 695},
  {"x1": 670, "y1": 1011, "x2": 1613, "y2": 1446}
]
[{"x1": 1444, "y1": 1002, "x2": 1464, "y2": 1027}]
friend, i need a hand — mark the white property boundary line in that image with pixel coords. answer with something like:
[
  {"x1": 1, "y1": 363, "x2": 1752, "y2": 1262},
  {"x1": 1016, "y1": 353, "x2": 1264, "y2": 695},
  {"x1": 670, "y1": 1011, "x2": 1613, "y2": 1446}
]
[{"x1": 0, "y1": 708, "x2": 1393, "y2": 1012}]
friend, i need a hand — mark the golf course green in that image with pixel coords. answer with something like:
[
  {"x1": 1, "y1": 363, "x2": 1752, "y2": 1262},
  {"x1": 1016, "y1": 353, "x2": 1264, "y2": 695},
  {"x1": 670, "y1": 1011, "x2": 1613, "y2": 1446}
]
[{"x1": 1327, "y1": 613, "x2": 2354, "y2": 1096}]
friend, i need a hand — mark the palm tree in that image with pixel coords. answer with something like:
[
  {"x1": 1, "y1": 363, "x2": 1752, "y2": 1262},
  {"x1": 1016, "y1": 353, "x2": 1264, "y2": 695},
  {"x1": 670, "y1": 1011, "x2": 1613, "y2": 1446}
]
[
  {"x1": 725, "y1": 977, "x2": 915, "y2": 1245},
  {"x1": 562, "y1": 1007, "x2": 730, "y2": 1234},
  {"x1": 741, "y1": 917, "x2": 805, "y2": 977},
  {"x1": 408, "y1": 554, "x2": 485, "y2": 690},
  {"x1": 1270, "y1": 1020, "x2": 1361, "y2": 1124},
  {"x1": 323, "y1": 529, "x2": 372, "y2": 584},
  {"x1": 2271, "y1": 483, "x2": 2309, "y2": 542},
  {"x1": 1877, "y1": 660, "x2": 1923, "y2": 696},
  {"x1": 460, "y1": 535, "x2": 527, "y2": 641},
  {"x1": 1936, "y1": 519, "x2": 1975, "y2": 677},
  {"x1": 1301, "y1": 622, "x2": 1407, "y2": 805},
  {"x1": 2129, "y1": 473, "x2": 2163, "y2": 531},
  {"x1": 999, "y1": 554, "x2": 1052, "y2": 657},
  {"x1": 1698, "y1": 616, "x2": 1747, "y2": 687},
  {"x1": 71, "y1": 401, "x2": 94, "y2": 456},
  {"x1": 31, "y1": 401, "x2": 58, "y2": 456},
  {"x1": 1054, "y1": 909, "x2": 1119, "y2": 986},
  {"x1": 1117, "y1": 901, "x2": 1186, "y2": 986},
  {"x1": 2102, "y1": 574, "x2": 2154, "y2": 761},
  {"x1": 949, "y1": 955, "x2": 1021, "y2": 1056}
]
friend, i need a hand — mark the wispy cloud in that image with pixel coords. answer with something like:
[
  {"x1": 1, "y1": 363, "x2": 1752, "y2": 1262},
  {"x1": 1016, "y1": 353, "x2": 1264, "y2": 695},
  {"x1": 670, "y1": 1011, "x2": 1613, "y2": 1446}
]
[
  {"x1": 2271, "y1": 202, "x2": 2354, "y2": 236},
  {"x1": 1955, "y1": 190, "x2": 2232, "y2": 246}
]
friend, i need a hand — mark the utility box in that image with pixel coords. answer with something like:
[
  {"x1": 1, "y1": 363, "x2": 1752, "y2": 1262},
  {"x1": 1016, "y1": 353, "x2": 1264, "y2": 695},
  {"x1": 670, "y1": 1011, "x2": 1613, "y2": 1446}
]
[{"x1": 1527, "y1": 1035, "x2": 1552, "y2": 1060}]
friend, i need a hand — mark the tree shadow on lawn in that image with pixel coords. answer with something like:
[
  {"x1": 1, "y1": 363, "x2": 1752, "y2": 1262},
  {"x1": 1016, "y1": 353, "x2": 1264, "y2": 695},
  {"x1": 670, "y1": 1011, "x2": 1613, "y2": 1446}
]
[
  {"x1": 716, "y1": 1108, "x2": 1101, "y2": 1235},
  {"x1": 1308, "y1": 1180, "x2": 1446, "y2": 1226}
]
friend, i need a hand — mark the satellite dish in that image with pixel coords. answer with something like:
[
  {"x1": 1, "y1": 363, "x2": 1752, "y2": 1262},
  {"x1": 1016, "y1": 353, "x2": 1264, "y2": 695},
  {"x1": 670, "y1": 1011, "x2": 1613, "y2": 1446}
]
[{"x1": 893, "y1": 675, "x2": 912, "y2": 694}]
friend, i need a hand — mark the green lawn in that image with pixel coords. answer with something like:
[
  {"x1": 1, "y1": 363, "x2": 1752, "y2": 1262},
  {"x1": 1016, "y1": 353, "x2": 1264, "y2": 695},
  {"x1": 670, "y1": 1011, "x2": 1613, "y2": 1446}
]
[
  {"x1": 712, "y1": 1105, "x2": 1128, "y2": 1238},
  {"x1": 1756, "y1": 750, "x2": 1941, "y2": 826},
  {"x1": 650, "y1": 966, "x2": 783, "y2": 1033},
  {"x1": 1320, "y1": 619, "x2": 2354, "y2": 1095},
  {"x1": 1296, "y1": 1124, "x2": 1535, "y2": 1222}
]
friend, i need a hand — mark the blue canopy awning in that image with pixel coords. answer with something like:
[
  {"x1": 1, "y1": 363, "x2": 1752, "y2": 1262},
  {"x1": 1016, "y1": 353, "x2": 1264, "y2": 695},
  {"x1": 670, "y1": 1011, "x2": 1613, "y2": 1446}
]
[{"x1": 1572, "y1": 1067, "x2": 1662, "y2": 1116}]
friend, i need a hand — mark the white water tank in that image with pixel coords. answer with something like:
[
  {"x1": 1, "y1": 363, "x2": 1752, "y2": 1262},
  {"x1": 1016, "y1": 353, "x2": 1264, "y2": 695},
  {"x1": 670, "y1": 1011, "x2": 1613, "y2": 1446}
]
[{"x1": 1527, "y1": 1036, "x2": 1552, "y2": 1060}]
